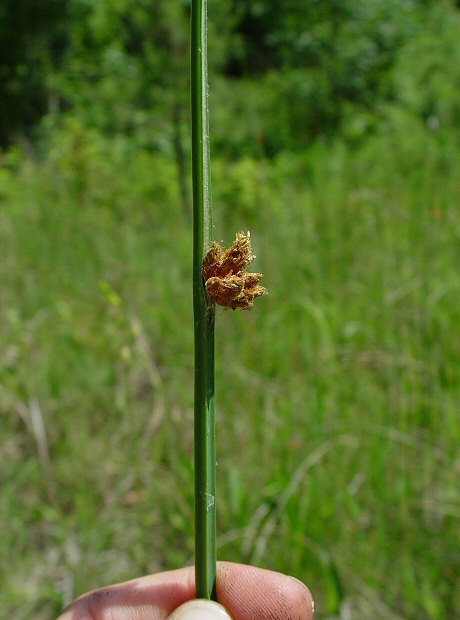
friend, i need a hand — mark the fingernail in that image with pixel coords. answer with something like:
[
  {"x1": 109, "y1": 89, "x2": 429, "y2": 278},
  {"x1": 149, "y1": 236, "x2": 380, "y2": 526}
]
[{"x1": 167, "y1": 599, "x2": 233, "y2": 620}]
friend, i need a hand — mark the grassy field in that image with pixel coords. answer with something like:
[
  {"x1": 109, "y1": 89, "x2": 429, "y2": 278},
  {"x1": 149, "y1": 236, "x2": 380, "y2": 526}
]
[{"x1": 1, "y1": 122, "x2": 459, "y2": 619}]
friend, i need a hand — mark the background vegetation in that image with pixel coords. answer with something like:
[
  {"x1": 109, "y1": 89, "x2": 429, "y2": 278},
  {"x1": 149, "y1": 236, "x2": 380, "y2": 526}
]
[{"x1": 1, "y1": 1, "x2": 459, "y2": 618}]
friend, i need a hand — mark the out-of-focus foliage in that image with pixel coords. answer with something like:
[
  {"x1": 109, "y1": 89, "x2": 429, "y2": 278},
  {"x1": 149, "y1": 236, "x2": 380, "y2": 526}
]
[
  {"x1": 1, "y1": 116, "x2": 460, "y2": 620},
  {"x1": 0, "y1": 0, "x2": 67, "y2": 144},
  {"x1": 393, "y1": 3, "x2": 460, "y2": 131},
  {"x1": 2, "y1": 0, "x2": 459, "y2": 153}
]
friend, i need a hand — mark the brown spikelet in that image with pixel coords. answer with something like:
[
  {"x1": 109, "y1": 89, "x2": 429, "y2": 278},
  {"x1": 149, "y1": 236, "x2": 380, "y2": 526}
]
[
  {"x1": 202, "y1": 242, "x2": 223, "y2": 282},
  {"x1": 203, "y1": 232, "x2": 267, "y2": 310}
]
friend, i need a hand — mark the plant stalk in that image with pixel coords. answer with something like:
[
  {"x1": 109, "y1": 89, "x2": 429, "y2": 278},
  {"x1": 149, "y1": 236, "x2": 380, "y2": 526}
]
[{"x1": 191, "y1": 0, "x2": 216, "y2": 601}]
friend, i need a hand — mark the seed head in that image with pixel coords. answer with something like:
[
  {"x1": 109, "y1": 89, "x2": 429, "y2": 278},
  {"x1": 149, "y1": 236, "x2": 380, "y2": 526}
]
[{"x1": 203, "y1": 232, "x2": 267, "y2": 310}]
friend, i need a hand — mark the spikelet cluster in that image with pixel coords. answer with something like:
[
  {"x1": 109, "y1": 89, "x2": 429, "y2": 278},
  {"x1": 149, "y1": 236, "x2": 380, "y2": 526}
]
[{"x1": 203, "y1": 232, "x2": 267, "y2": 310}]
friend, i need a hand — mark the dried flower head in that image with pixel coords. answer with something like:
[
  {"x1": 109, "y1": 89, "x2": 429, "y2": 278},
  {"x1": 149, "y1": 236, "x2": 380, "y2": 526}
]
[{"x1": 203, "y1": 231, "x2": 267, "y2": 310}]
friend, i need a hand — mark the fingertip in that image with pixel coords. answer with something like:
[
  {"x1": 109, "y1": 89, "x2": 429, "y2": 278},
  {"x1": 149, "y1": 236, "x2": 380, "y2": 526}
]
[
  {"x1": 55, "y1": 567, "x2": 196, "y2": 620},
  {"x1": 286, "y1": 575, "x2": 315, "y2": 618},
  {"x1": 216, "y1": 562, "x2": 314, "y2": 620}
]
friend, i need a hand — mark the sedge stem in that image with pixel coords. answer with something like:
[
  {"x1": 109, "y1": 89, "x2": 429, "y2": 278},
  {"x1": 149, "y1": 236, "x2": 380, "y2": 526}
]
[{"x1": 191, "y1": 0, "x2": 216, "y2": 601}]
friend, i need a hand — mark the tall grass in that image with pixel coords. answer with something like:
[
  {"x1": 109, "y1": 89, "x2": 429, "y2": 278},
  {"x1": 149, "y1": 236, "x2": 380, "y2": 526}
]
[{"x1": 0, "y1": 126, "x2": 459, "y2": 619}]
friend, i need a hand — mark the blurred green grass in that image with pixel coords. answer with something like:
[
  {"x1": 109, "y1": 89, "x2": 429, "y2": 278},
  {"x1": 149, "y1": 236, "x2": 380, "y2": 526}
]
[{"x1": 1, "y1": 123, "x2": 459, "y2": 619}]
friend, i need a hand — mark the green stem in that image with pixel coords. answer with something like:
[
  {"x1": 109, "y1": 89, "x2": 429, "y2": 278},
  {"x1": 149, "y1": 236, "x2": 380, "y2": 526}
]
[{"x1": 191, "y1": 0, "x2": 216, "y2": 601}]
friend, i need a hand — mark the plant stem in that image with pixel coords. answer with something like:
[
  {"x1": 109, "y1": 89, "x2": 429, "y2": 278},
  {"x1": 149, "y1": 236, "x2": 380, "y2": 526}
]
[{"x1": 191, "y1": 0, "x2": 216, "y2": 601}]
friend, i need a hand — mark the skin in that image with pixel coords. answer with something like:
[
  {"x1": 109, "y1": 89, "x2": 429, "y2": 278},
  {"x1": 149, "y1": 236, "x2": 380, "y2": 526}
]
[{"x1": 57, "y1": 562, "x2": 314, "y2": 620}]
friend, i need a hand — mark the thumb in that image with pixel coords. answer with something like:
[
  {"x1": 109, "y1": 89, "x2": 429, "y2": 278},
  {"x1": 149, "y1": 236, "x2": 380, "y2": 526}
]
[{"x1": 168, "y1": 599, "x2": 232, "y2": 619}]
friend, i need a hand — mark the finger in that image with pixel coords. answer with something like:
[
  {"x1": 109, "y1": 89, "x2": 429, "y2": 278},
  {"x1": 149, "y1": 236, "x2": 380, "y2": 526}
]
[
  {"x1": 56, "y1": 566, "x2": 196, "y2": 620},
  {"x1": 217, "y1": 562, "x2": 314, "y2": 620}
]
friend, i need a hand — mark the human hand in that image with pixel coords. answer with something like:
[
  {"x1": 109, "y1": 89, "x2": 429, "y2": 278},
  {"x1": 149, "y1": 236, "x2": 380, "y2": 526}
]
[{"x1": 57, "y1": 561, "x2": 314, "y2": 620}]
